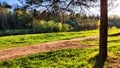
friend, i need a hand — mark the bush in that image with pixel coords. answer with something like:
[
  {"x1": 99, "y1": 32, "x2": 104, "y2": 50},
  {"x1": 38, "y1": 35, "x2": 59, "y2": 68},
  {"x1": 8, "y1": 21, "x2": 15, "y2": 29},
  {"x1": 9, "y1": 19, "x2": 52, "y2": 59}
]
[
  {"x1": 33, "y1": 20, "x2": 47, "y2": 33},
  {"x1": 33, "y1": 20, "x2": 73, "y2": 33},
  {"x1": 62, "y1": 24, "x2": 73, "y2": 32},
  {"x1": 57, "y1": 23, "x2": 62, "y2": 32},
  {"x1": 0, "y1": 20, "x2": 74, "y2": 36},
  {"x1": 108, "y1": 22, "x2": 120, "y2": 28},
  {"x1": 0, "y1": 29, "x2": 31, "y2": 36},
  {"x1": 33, "y1": 20, "x2": 60, "y2": 33},
  {"x1": 46, "y1": 20, "x2": 55, "y2": 32},
  {"x1": 53, "y1": 23, "x2": 62, "y2": 32}
]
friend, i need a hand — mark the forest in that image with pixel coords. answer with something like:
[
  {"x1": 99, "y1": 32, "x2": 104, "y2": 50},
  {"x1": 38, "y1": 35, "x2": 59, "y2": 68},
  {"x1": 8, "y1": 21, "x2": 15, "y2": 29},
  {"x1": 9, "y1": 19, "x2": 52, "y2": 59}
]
[{"x1": 0, "y1": 2, "x2": 120, "y2": 36}]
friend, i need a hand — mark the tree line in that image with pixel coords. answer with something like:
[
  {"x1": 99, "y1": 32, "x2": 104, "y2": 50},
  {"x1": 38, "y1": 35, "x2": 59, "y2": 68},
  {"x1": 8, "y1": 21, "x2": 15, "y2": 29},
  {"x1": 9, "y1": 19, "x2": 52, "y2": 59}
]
[
  {"x1": 0, "y1": 2, "x2": 100, "y2": 36},
  {"x1": 0, "y1": 1, "x2": 119, "y2": 35}
]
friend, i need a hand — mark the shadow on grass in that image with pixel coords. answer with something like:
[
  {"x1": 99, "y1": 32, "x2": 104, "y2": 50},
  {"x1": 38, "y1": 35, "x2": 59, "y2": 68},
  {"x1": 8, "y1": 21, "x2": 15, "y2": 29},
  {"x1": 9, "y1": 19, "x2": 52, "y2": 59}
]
[
  {"x1": 109, "y1": 33, "x2": 120, "y2": 36},
  {"x1": 88, "y1": 54, "x2": 107, "y2": 68}
]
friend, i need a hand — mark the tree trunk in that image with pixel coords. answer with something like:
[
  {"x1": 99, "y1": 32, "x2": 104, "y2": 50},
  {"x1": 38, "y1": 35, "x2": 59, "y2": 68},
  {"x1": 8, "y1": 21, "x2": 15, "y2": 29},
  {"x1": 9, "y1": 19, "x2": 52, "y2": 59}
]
[{"x1": 99, "y1": 0, "x2": 108, "y2": 60}]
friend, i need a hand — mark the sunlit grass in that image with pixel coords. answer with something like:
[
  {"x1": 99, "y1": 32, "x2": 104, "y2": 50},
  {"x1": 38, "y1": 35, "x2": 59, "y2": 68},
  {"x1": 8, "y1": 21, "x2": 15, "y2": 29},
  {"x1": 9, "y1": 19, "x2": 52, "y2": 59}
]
[
  {"x1": 0, "y1": 30, "x2": 98, "y2": 50},
  {"x1": 108, "y1": 28, "x2": 120, "y2": 35},
  {"x1": 80, "y1": 38, "x2": 99, "y2": 46},
  {"x1": 0, "y1": 48, "x2": 98, "y2": 68},
  {"x1": 0, "y1": 28, "x2": 120, "y2": 67},
  {"x1": 0, "y1": 43, "x2": 119, "y2": 68}
]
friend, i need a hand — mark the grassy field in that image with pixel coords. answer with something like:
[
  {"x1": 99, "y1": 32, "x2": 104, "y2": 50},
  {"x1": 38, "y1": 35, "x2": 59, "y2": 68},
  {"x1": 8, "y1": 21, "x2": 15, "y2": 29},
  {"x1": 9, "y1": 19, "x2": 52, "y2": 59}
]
[
  {"x1": 0, "y1": 28, "x2": 120, "y2": 68},
  {"x1": 0, "y1": 30, "x2": 98, "y2": 50}
]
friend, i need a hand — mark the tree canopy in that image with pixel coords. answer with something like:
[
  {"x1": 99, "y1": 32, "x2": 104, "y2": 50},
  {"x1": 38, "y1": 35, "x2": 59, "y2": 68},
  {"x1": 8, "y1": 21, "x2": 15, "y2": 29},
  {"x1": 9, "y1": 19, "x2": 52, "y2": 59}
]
[{"x1": 18, "y1": 0, "x2": 98, "y2": 14}]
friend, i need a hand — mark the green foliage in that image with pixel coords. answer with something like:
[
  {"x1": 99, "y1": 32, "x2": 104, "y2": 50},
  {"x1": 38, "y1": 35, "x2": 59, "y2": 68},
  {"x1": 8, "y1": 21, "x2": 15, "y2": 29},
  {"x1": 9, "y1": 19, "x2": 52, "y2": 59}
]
[
  {"x1": 33, "y1": 20, "x2": 73, "y2": 33},
  {"x1": 97, "y1": 19, "x2": 100, "y2": 27},
  {"x1": 0, "y1": 6, "x2": 99, "y2": 33},
  {"x1": 77, "y1": 19, "x2": 98, "y2": 31},
  {"x1": 46, "y1": 20, "x2": 55, "y2": 32},
  {"x1": 0, "y1": 29, "x2": 32, "y2": 36},
  {"x1": 57, "y1": 23, "x2": 62, "y2": 31},
  {"x1": 108, "y1": 15, "x2": 120, "y2": 28},
  {"x1": 33, "y1": 20, "x2": 47, "y2": 33},
  {"x1": 62, "y1": 24, "x2": 73, "y2": 32}
]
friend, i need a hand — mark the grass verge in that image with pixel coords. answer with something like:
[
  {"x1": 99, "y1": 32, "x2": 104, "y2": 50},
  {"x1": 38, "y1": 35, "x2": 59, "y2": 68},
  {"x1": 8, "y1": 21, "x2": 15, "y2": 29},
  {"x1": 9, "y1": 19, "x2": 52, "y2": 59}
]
[
  {"x1": 0, "y1": 30, "x2": 98, "y2": 50},
  {"x1": 0, "y1": 44, "x2": 119, "y2": 68},
  {"x1": 0, "y1": 28, "x2": 120, "y2": 68}
]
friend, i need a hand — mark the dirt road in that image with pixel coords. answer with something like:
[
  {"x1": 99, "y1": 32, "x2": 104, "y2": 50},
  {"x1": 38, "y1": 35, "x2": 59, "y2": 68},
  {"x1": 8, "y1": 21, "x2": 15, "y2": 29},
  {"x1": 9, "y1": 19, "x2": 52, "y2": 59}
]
[{"x1": 0, "y1": 35, "x2": 98, "y2": 61}]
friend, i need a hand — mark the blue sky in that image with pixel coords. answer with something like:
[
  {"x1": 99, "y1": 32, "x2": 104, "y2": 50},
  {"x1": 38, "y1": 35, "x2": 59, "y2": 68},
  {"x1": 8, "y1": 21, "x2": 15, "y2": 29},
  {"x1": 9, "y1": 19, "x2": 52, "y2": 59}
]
[
  {"x1": 0, "y1": 0, "x2": 22, "y2": 5},
  {"x1": 1, "y1": 0, "x2": 120, "y2": 16}
]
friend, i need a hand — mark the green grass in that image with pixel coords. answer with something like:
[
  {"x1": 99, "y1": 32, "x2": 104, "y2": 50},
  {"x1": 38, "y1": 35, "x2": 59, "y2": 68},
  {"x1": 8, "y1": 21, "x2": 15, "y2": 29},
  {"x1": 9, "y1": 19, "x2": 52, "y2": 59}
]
[
  {"x1": 0, "y1": 28, "x2": 120, "y2": 68},
  {"x1": 108, "y1": 28, "x2": 120, "y2": 35},
  {"x1": 0, "y1": 48, "x2": 98, "y2": 68},
  {"x1": 80, "y1": 38, "x2": 99, "y2": 46},
  {"x1": 0, "y1": 30, "x2": 98, "y2": 50},
  {"x1": 0, "y1": 44, "x2": 119, "y2": 68},
  {"x1": 79, "y1": 28, "x2": 120, "y2": 46}
]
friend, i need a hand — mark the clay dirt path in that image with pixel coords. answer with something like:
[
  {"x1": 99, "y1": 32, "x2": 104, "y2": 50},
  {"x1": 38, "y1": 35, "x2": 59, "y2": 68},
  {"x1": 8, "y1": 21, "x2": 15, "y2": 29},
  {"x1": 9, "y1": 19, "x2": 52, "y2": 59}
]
[{"x1": 0, "y1": 35, "x2": 98, "y2": 61}]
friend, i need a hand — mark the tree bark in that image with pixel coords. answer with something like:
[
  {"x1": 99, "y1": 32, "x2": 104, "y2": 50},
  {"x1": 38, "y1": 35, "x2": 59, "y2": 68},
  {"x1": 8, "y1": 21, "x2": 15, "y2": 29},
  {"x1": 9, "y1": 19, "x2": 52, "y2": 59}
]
[{"x1": 99, "y1": 0, "x2": 108, "y2": 60}]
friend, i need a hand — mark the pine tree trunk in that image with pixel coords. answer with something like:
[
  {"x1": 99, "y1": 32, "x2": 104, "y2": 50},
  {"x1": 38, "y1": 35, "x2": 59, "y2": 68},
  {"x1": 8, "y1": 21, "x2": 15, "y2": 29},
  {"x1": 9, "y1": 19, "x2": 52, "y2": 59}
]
[{"x1": 99, "y1": 0, "x2": 108, "y2": 60}]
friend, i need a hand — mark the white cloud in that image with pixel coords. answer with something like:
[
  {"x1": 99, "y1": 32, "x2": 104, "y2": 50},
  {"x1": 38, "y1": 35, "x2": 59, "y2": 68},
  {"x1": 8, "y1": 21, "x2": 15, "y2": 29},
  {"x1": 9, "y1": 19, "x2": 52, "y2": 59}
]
[{"x1": 108, "y1": 0, "x2": 120, "y2": 16}]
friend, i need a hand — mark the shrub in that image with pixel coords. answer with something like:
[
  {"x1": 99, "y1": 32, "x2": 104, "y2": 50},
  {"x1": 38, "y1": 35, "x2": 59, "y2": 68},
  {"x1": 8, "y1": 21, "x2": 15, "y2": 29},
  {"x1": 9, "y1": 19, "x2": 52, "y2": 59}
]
[
  {"x1": 57, "y1": 23, "x2": 62, "y2": 32},
  {"x1": 33, "y1": 20, "x2": 47, "y2": 33},
  {"x1": 0, "y1": 20, "x2": 74, "y2": 36},
  {"x1": 46, "y1": 20, "x2": 55, "y2": 32},
  {"x1": 0, "y1": 29, "x2": 31, "y2": 36},
  {"x1": 62, "y1": 24, "x2": 73, "y2": 32}
]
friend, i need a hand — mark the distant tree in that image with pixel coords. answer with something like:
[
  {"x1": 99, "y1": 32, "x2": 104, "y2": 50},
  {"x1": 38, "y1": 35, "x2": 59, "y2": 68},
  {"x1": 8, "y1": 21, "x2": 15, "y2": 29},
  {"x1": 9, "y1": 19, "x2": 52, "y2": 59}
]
[{"x1": 0, "y1": 2, "x2": 11, "y2": 30}]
